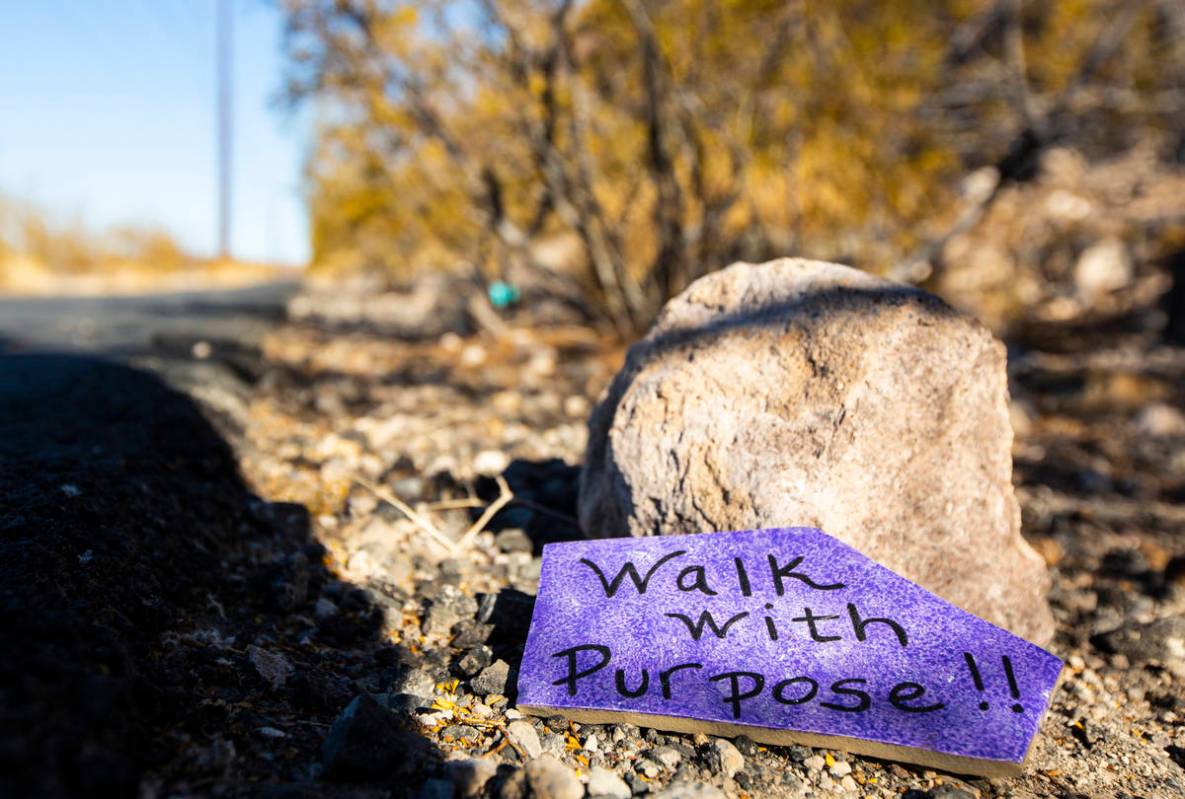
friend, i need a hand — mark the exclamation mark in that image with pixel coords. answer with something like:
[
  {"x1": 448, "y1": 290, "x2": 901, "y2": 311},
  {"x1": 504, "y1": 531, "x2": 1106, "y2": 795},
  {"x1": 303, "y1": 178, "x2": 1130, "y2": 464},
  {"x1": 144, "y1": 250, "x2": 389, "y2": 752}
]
[
  {"x1": 963, "y1": 652, "x2": 990, "y2": 711},
  {"x1": 964, "y1": 653, "x2": 1025, "y2": 713},
  {"x1": 1002, "y1": 655, "x2": 1024, "y2": 713}
]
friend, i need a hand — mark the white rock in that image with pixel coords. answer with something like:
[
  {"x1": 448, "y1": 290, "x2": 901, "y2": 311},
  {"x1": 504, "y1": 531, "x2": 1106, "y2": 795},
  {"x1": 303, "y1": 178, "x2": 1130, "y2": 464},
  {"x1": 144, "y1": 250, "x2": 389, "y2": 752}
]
[
  {"x1": 446, "y1": 758, "x2": 498, "y2": 798},
  {"x1": 1074, "y1": 238, "x2": 1132, "y2": 298},
  {"x1": 344, "y1": 550, "x2": 378, "y2": 581},
  {"x1": 524, "y1": 755, "x2": 583, "y2": 799},
  {"x1": 587, "y1": 766, "x2": 631, "y2": 799},
  {"x1": 1044, "y1": 189, "x2": 1092, "y2": 221},
  {"x1": 506, "y1": 719, "x2": 543, "y2": 758},
  {"x1": 474, "y1": 449, "x2": 510, "y2": 476},
  {"x1": 460, "y1": 343, "x2": 487, "y2": 368},
  {"x1": 541, "y1": 732, "x2": 567, "y2": 756},
  {"x1": 1009, "y1": 398, "x2": 1035, "y2": 438},
  {"x1": 712, "y1": 739, "x2": 744, "y2": 779},
  {"x1": 417, "y1": 710, "x2": 452, "y2": 725},
  {"x1": 653, "y1": 747, "x2": 682, "y2": 769},
  {"x1": 564, "y1": 395, "x2": 590, "y2": 418},
  {"x1": 1136, "y1": 403, "x2": 1185, "y2": 437}
]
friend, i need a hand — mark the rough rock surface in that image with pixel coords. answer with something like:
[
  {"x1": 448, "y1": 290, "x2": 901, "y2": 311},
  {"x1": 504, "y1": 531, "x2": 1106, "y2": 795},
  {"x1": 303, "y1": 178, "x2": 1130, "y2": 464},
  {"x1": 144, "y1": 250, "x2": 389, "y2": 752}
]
[{"x1": 579, "y1": 258, "x2": 1054, "y2": 643}]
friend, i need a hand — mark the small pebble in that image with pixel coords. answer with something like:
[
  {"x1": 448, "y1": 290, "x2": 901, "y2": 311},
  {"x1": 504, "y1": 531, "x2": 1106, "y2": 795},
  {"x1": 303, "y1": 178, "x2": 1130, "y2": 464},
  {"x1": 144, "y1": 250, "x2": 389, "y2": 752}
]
[
  {"x1": 393, "y1": 668, "x2": 436, "y2": 699},
  {"x1": 928, "y1": 786, "x2": 978, "y2": 799},
  {"x1": 506, "y1": 719, "x2": 542, "y2": 758},
  {"x1": 313, "y1": 597, "x2": 338, "y2": 620},
  {"x1": 731, "y1": 735, "x2": 758, "y2": 756},
  {"x1": 472, "y1": 659, "x2": 512, "y2": 696},
  {"x1": 652, "y1": 746, "x2": 682, "y2": 769},
  {"x1": 495, "y1": 528, "x2": 533, "y2": 553},
  {"x1": 453, "y1": 645, "x2": 493, "y2": 678},
  {"x1": 524, "y1": 754, "x2": 582, "y2": 799},
  {"x1": 541, "y1": 732, "x2": 567, "y2": 756},
  {"x1": 711, "y1": 739, "x2": 744, "y2": 779},
  {"x1": 637, "y1": 759, "x2": 660, "y2": 778},
  {"x1": 625, "y1": 772, "x2": 649, "y2": 795},
  {"x1": 474, "y1": 449, "x2": 509, "y2": 476},
  {"x1": 446, "y1": 758, "x2": 498, "y2": 798},
  {"x1": 587, "y1": 766, "x2": 631, "y2": 799},
  {"x1": 442, "y1": 724, "x2": 481, "y2": 742}
]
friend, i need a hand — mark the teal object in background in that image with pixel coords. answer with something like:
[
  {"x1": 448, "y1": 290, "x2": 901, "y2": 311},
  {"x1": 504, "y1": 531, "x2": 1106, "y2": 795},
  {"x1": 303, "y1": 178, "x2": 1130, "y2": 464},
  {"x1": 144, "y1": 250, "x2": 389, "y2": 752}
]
[{"x1": 488, "y1": 281, "x2": 521, "y2": 309}]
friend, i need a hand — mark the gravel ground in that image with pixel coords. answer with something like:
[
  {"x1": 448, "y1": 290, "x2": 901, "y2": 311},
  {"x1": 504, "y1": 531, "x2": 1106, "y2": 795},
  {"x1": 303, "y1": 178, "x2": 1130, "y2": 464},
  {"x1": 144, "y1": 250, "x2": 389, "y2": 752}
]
[{"x1": 2, "y1": 294, "x2": 1183, "y2": 798}]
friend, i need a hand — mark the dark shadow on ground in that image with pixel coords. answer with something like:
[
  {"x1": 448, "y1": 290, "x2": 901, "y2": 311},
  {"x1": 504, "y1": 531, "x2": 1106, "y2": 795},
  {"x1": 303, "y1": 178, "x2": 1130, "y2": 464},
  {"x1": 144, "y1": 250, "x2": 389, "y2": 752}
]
[
  {"x1": 0, "y1": 354, "x2": 440, "y2": 798},
  {"x1": 481, "y1": 458, "x2": 585, "y2": 553}
]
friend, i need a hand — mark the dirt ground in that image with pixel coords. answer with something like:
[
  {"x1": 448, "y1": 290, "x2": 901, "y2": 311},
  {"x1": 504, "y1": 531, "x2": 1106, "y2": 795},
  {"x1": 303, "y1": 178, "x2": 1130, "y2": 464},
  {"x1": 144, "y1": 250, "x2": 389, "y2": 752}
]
[{"x1": 1, "y1": 284, "x2": 1182, "y2": 798}]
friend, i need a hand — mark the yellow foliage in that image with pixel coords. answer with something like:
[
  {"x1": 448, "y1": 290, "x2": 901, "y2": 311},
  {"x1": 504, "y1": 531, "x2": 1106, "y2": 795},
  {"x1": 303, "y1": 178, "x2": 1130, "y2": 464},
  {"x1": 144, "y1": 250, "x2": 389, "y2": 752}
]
[
  {"x1": 0, "y1": 192, "x2": 196, "y2": 276},
  {"x1": 285, "y1": 0, "x2": 1183, "y2": 329}
]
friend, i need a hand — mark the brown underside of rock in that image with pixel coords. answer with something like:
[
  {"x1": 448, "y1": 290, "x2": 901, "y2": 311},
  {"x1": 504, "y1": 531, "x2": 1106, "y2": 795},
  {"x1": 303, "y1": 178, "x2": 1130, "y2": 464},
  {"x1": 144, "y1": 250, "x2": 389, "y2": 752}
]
[{"x1": 578, "y1": 258, "x2": 1054, "y2": 644}]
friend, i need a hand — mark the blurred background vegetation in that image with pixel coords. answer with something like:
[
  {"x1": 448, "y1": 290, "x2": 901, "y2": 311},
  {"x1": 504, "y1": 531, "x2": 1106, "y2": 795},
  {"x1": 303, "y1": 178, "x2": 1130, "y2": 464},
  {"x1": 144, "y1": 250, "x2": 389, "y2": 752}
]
[
  {"x1": 284, "y1": 0, "x2": 1185, "y2": 335},
  {"x1": 0, "y1": 192, "x2": 194, "y2": 274},
  {"x1": 0, "y1": 192, "x2": 283, "y2": 294},
  {"x1": 4, "y1": 1, "x2": 1184, "y2": 336}
]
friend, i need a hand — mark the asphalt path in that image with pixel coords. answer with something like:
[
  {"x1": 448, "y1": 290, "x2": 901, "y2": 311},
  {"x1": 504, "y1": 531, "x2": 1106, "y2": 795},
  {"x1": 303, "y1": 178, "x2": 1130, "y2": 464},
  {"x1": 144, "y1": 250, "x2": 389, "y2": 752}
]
[{"x1": 0, "y1": 280, "x2": 300, "y2": 356}]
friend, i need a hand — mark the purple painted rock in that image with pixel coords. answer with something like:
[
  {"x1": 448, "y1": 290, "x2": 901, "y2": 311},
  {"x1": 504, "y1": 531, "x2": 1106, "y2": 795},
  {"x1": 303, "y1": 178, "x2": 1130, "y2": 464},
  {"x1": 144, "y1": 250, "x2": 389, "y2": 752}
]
[{"x1": 518, "y1": 528, "x2": 1063, "y2": 777}]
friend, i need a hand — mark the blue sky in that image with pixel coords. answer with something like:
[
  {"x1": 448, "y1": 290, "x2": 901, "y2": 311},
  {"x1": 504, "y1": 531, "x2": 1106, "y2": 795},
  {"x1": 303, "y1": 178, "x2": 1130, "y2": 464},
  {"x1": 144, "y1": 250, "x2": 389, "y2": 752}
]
[{"x1": 0, "y1": 1, "x2": 310, "y2": 265}]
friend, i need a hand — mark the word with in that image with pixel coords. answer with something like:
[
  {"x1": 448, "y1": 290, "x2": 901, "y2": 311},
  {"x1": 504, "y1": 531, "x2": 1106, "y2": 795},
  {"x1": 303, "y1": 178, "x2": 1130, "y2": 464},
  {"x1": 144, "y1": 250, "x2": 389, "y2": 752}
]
[{"x1": 666, "y1": 602, "x2": 909, "y2": 646}]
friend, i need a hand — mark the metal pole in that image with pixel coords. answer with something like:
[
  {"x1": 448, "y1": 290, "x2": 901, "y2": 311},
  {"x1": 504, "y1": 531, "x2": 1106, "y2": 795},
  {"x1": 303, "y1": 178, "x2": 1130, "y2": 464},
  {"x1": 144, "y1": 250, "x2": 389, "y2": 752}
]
[{"x1": 217, "y1": 0, "x2": 233, "y2": 260}]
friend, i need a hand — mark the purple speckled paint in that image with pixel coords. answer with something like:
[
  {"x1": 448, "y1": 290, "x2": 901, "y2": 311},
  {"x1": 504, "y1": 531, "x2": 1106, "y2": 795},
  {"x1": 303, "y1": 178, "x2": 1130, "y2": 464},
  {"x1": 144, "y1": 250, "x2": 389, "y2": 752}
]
[{"x1": 517, "y1": 528, "x2": 1063, "y2": 775}]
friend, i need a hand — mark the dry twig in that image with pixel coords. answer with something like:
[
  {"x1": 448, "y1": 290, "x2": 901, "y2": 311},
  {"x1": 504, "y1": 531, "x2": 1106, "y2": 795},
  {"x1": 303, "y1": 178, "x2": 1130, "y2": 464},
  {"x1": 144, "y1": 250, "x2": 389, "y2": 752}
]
[
  {"x1": 455, "y1": 475, "x2": 514, "y2": 551},
  {"x1": 354, "y1": 474, "x2": 516, "y2": 554},
  {"x1": 352, "y1": 475, "x2": 457, "y2": 552}
]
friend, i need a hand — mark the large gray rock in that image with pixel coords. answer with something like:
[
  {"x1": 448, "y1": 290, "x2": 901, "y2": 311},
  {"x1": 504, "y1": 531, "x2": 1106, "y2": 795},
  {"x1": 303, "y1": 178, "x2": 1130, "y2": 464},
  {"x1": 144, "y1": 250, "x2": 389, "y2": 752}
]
[{"x1": 578, "y1": 258, "x2": 1053, "y2": 643}]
